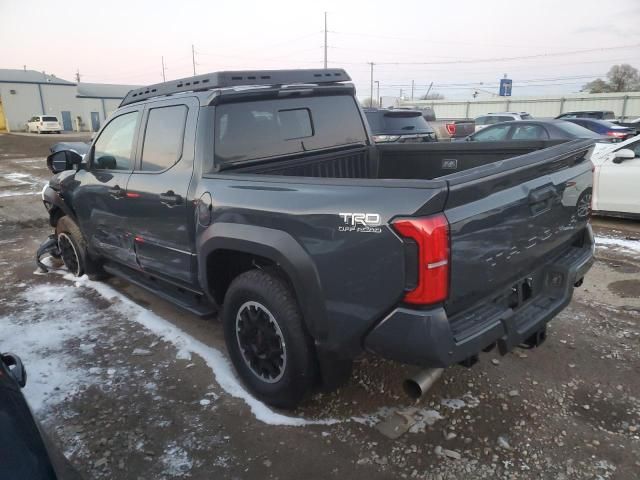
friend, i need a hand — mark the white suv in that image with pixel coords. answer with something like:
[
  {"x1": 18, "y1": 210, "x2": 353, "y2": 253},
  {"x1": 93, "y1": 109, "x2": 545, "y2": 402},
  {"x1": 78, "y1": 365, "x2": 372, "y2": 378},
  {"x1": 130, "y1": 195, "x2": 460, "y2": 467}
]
[
  {"x1": 26, "y1": 115, "x2": 62, "y2": 134},
  {"x1": 474, "y1": 112, "x2": 532, "y2": 132}
]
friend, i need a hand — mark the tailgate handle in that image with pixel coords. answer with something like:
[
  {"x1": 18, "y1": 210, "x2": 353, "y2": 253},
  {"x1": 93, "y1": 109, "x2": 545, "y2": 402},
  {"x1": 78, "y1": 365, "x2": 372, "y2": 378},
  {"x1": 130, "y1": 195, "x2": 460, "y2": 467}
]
[
  {"x1": 528, "y1": 185, "x2": 559, "y2": 215},
  {"x1": 529, "y1": 186, "x2": 558, "y2": 204}
]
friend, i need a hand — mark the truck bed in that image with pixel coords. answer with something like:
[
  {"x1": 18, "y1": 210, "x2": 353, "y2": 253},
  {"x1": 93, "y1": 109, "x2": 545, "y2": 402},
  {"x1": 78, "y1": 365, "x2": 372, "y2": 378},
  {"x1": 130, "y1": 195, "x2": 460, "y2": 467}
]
[{"x1": 224, "y1": 140, "x2": 569, "y2": 181}]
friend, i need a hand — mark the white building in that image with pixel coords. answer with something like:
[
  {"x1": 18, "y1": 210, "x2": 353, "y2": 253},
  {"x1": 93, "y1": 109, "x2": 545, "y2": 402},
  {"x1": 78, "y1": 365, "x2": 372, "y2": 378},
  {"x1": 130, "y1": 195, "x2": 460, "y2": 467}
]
[{"x1": 0, "y1": 69, "x2": 138, "y2": 132}]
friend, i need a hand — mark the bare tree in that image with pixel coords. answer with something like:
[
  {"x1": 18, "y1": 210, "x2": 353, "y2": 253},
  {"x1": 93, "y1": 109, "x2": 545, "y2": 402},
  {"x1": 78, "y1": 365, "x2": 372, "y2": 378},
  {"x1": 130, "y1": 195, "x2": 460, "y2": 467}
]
[
  {"x1": 607, "y1": 64, "x2": 640, "y2": 92},
  {"x1": 582, "y1": 78, "x2": 610, "y2": 93},
  {"x1": 360, "y1": 97, "x2": 380, "y2": 108},
  {"x1": 583, "y1": 64, "x2": 640, "y2": 93}
]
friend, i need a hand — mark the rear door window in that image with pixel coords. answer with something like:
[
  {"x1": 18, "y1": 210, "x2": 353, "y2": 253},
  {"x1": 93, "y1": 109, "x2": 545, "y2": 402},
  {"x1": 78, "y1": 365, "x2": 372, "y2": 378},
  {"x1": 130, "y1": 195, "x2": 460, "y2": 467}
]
[
  {"x1": 140, "y1": 105, "x2": 188, "y2": 172},
  {"x1": 214, "y1": 95, "x2": 367, "y2": 166},
  {"x1": 510, "y1": 124, "x2": 548, "y2": 140},
  {"x1": 472, "y1": 123, "x2": 512, "y2": 141}
]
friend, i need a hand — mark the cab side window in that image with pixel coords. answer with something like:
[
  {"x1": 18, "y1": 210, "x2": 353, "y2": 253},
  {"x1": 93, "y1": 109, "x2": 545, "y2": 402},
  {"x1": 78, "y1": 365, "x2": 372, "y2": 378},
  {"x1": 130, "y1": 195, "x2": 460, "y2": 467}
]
[
  {"x1": 93, "y1": 112, "x2": 139, "y2": 170},
  {"x1": 140, "y1": 105, "x2": 188, "y2": 172}
]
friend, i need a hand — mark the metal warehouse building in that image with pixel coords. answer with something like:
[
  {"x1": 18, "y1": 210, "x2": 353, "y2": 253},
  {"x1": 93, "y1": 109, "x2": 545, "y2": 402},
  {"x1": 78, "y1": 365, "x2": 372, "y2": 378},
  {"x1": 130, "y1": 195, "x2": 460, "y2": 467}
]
[{"x1": 0, "y1": 69, "x2": 138, "y2": 132}]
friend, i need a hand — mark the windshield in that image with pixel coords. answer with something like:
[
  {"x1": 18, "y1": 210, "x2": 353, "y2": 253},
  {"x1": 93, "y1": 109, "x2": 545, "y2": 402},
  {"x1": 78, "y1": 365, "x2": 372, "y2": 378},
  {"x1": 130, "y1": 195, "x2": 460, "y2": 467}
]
[{"x1": 555, "y1": 121, "x2": 604, "y2": 138}]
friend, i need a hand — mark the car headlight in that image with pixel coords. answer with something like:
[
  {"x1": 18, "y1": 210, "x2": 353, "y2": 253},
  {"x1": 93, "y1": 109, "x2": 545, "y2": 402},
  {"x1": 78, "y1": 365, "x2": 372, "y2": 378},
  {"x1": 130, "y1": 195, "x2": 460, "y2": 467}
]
[{"x1": 372, "y1": 135, "x2": 401, "y2": 143}]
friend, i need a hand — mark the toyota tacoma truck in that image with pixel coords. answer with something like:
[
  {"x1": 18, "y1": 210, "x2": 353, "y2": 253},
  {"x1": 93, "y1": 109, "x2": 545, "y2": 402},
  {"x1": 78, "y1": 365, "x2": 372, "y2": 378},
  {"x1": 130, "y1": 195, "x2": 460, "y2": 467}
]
[{"x1": 39, "y1": 69, "x2": 595, "y2": 409}]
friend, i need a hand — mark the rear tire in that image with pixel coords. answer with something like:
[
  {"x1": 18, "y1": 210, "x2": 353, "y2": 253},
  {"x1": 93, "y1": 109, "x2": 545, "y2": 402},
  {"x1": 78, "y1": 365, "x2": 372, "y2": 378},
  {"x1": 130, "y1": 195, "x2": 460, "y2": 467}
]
[{"x1": 222, "y1": 269, "x2": 317, "y2": 409}]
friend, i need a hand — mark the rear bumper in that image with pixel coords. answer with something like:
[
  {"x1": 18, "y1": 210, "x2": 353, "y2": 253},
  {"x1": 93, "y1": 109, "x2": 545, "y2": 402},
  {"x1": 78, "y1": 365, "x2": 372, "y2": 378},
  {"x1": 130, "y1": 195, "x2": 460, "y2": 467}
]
[{"x1": 364, "y1": 225, "x2": 595, "y2": 367}]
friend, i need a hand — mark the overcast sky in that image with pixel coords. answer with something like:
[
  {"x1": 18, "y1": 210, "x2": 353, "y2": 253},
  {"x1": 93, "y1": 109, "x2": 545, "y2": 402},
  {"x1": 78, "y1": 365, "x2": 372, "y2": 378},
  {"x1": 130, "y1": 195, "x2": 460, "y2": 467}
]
[{"x1": 2, "y1": 0, "x2": 640, "y2": 100}]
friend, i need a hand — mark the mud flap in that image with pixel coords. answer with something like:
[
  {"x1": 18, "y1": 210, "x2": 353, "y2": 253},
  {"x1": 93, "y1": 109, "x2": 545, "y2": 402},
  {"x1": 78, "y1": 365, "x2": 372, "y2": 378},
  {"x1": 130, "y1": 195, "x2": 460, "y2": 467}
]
[{"x1": 36, "y1": 234, "x2": 60, "y2": 272}]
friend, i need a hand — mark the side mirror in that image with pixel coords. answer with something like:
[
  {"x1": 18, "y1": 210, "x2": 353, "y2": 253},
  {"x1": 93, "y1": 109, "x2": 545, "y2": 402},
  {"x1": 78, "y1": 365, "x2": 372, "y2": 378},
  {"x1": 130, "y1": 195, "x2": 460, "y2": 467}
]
[
  {"x1": 612, "y1": 148, "x2": 636, "y2": 164},
  {"x1": 1, "y1": 353, "x2": 27, "y2": 388},
  {"x1": 46, "y1": 150, "x2": 83, "y2": 173}
]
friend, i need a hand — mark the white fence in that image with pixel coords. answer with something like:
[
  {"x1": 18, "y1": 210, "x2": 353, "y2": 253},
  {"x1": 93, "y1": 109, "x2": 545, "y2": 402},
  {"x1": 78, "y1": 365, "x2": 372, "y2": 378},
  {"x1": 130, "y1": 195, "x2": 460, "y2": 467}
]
[{"x1": 400, "y1": 91, "x2": 640, "y2": 120}]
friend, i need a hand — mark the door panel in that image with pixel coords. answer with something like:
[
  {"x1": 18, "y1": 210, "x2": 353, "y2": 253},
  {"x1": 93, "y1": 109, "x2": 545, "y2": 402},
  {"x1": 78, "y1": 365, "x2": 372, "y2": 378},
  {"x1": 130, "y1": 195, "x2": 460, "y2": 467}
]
[
  {"x1": 124, "y1": 98, "x2": 198, "y2": 285},
  {"x1": 61, "y1": 111, "x2": 72, "y2": 131},
  {"x1": 73, "y1": 109, "x2": 141, "y2": 266},
  {"x1": 597, "y1": 146, "x2": 640, "y2": 214}
]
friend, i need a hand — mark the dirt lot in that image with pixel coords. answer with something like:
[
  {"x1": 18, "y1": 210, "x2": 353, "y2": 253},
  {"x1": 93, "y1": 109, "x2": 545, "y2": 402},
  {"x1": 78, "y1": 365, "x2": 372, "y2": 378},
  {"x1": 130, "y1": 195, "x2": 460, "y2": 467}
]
[{"x1": 1, "y1": 133, "x2": 639, "y2": 480}]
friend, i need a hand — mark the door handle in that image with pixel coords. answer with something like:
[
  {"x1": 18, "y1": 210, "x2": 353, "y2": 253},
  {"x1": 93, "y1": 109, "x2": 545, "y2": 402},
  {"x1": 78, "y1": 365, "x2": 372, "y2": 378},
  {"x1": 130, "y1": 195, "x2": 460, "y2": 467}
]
[
  {"x1": 108, "y1": 185, "x2": 125, "y2": 199},
  {"x1": 159, "y1": 190, "x2": 182, "y2": 205}
]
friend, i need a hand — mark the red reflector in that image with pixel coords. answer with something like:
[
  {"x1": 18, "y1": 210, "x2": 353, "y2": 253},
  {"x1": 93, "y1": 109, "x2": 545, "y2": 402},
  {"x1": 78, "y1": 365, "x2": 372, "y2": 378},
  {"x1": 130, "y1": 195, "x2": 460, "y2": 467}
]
[
  {"x1": 134, "y1": 236, "x2": 144, "y2": 243},
  {"x1": 126, "y1": 192, "x2": 141, "y2": 198},
  {"x1": 445, "y1": 123, "x2": 456, "y2": 135},
  {"x1": 392, "y1": 214, "x2": 450, "y2": 305}
]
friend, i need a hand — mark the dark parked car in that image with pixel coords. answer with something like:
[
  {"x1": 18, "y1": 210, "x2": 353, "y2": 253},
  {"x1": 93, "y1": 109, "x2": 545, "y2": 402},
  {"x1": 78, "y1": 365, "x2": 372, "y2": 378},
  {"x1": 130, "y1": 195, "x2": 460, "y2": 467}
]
[
  {"x1": 364, "y1": 108, "x2": 436, "y2": 143},
  {"x1": 562, "y1": 118, "x2": 635, "y2": 142},
  {"x1": 0, "y1": 353, "x2": 82, "y2": 480},
  {"x1": 40, "y1": 69, "x2": 594, "y2": 408},
  {"x1": 464, "y1": 119, "x2": 609, "y2": 142},
  {"x1": 556, "y1": 110, "x2": 616, "y2": 121}
]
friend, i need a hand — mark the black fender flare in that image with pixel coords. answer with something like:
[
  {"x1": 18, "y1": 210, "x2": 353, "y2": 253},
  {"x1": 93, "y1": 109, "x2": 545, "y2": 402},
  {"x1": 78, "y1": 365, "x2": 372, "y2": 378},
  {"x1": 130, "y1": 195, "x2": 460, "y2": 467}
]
[
  {"x1": 43, "y1": 185, "x2": 76, "y2": 226},
  {"x1": 197, "y1": 223, "x2": 327, "y2": 341}
]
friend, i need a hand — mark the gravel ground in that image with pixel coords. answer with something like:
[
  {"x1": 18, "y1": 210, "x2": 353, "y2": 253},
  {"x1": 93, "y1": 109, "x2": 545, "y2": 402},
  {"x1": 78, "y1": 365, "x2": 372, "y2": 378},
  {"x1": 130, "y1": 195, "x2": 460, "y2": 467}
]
[{"x1": 1, "y1": 133, "x2": 639, "y2": 479}]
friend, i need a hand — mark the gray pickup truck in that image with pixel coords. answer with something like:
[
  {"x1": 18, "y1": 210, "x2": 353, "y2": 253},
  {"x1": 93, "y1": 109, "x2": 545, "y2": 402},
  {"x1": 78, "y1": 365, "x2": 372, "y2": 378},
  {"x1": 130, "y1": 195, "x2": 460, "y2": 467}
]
[{"x1": 40, "y1": 69, "x2": 594, "y2": 408}]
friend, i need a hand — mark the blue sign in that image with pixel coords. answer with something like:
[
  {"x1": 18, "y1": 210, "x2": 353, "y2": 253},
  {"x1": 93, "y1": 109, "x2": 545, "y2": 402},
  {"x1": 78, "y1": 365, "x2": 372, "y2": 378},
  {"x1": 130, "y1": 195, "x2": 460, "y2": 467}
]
[{"x1": 499, "y1": 78, "x2": 512, "y2": 97}]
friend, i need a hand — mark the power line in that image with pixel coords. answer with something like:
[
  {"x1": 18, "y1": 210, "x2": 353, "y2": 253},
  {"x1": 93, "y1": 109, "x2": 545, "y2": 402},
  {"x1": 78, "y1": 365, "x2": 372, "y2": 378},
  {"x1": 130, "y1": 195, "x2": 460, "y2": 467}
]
[
  {"x1": 323, "y1": 12, "x2": 328, "y2": 69},
  {"x1": 372, "y1": 44, "x2": 640, "y2": 66}
]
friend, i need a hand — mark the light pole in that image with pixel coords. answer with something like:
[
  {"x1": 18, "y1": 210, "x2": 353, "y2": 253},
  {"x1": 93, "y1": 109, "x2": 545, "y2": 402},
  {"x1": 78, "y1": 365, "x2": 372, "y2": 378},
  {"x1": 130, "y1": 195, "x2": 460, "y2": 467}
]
[{"x1": 374, "y1": 81, "x2": 380, "y2": 107}]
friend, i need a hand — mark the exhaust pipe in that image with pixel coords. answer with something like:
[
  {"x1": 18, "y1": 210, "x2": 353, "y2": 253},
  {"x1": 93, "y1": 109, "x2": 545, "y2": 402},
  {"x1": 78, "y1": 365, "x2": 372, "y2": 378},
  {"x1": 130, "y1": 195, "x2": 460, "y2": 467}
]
[{"x1": 403, "y1": 368, "x2": 444, "y2": 399}]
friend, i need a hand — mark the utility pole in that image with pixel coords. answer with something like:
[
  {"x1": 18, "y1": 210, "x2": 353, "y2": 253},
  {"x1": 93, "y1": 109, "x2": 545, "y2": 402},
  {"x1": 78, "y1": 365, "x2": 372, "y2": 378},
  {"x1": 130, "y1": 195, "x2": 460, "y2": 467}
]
[
  {"x1": 411, "y1": 80, "x2": 414, "y2": 101},
  {"x1": 161, "y1": 56, "x2": 166, "y2": 82},
  {"x1": 192, "y1": 44, "x2": 197, "y2": 75},
  {"x1": 400, "y1": 88, "x2": 403, "y2": 99},
  {"x1": 323, "y1": 12, "x2": 328, "y2": 69},
  {"x1": 424, "y1": 81, "x2": 434, "y2": 99},
  {"x1": 374, "y1": 81, "x2": 380, "y2": 107},
  {"x1": 369, "y1": 62, "x2": 374, "y2": 107},
  {"x1": 75, "y1": 69, "x2": 81, "y2": 83}
]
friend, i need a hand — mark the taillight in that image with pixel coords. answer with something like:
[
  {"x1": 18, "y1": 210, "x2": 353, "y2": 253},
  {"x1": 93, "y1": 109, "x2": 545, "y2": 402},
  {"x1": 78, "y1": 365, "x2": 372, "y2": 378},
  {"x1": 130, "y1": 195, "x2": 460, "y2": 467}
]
[
  {"x1": 392, "y1": 214, "x2": 450, "y2": 305},
  {"x1": 445, "y1": 123, "x2": 456, "y2": 136},
  {"x1": 606, "y1": 131, "x2": 626, "y2": 137}
]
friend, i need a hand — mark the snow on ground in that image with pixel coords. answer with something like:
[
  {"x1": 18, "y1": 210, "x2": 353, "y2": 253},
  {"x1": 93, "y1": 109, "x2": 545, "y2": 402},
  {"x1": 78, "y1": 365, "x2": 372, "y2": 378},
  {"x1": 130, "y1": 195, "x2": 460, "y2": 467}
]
[
  {"x1": 0, "y1": 284, "x2": 101, "y2": 414},
  {"x1": 595, "y1": 234, "x2": 640, "y2": 254},
  {"x1": 54, "y1": 270, "x2": 339, "y2": 427}
]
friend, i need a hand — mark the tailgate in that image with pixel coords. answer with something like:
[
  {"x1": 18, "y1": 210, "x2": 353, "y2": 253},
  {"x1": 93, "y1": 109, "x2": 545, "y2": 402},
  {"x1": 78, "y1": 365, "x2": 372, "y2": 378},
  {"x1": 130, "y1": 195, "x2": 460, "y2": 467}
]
[{"x1": 443, "y1": 139, "x2": 594, "y2": 316}]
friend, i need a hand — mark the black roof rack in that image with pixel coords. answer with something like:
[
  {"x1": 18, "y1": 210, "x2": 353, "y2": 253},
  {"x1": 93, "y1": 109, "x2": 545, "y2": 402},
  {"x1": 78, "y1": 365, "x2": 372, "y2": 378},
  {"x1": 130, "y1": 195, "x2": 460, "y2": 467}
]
[{"x1": 120, "y1": 68, "x2": 351, "y2": 107}]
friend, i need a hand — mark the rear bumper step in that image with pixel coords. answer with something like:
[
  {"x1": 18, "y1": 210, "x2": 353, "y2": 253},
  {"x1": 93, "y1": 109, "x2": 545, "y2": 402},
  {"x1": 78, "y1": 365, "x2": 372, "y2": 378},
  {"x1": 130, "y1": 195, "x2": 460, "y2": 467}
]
[{"x1": 363, "y1": 226, "x2": 594, "y2": 367}]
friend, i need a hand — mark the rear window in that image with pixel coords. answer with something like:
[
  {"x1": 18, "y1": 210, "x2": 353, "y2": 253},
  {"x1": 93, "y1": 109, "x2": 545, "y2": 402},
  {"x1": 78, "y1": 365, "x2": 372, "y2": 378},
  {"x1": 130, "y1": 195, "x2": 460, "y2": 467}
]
[
  {"x1": 603, "y1": 111, "x2": 615, "y2": 120},
  {"x1": 42, "y1": 116, "x2": 58, "y2": 122},
  {"x1": 365, "y1": 111, "x2": 430, "y2": 134},
  {"x1": 214, "y1": 95, "x2": 367, "y2": 166},
  {"x1": 555, "y1": 121, "x2": 603, "y2": 138}
]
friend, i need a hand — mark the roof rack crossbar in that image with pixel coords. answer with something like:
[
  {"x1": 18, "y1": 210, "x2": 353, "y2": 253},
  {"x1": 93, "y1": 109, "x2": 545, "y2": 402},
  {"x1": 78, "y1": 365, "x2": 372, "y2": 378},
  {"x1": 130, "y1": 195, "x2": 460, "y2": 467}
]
[{"x1": 120, "y1": 68, "x2": 351, "y2": 107}]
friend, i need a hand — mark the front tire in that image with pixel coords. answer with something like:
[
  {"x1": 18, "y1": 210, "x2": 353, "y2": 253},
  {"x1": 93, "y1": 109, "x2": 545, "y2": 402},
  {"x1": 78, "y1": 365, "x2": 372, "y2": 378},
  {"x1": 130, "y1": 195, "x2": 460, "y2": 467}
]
[
  {"x1": 55, "y1": 217, "x2": 88, "y2": 276},
  {"x1": 222, "y1": 269, "x2": 317, "y2": 409}
]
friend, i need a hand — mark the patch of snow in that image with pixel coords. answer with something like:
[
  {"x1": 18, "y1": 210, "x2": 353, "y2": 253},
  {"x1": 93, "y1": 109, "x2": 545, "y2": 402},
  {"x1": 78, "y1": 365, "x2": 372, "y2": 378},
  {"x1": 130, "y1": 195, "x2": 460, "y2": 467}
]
[
  {"x1": 0, "y1": 284, "x2": 99, "y2": 413},
  {"x1": 62, "y1": 274, "x2": 339, "y2": 427},
  {"x1": 199, "y1": 399, "x2": 211, "y2": 406},
  {"x1": 161, "y1": 442, "x2": 193, "y2": 477},
  {"x1": 408, "y1": 409, "x2": 444, "y2": 433},
  {"x1": 441, "y1": 394, "x2": 480, "y2": 410},
  {"x1": 595, "y1": 235, "x2": 640, "y2": 254}
]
